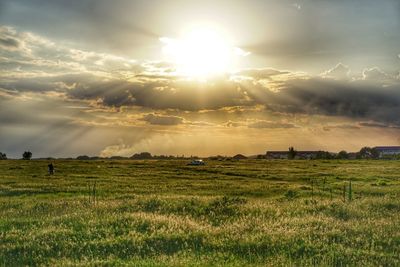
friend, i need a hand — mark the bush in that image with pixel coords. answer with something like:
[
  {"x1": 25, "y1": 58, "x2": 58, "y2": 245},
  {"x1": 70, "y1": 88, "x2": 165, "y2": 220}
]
[
  {"x1": 131, "y1": 152, "x2": 152, "y2": 159},
  {"x1": 336, "y1": 150, "x2": 349, "y2": 159},
  {"x1": 284, "y1": 189, "x2": 298, "y2": 199},
  {"x1": 204, "y1": 196, "x2": 247, "y2": 225},
  {"x1": 288, "y1": 147, "x2": 297, "y2": 159},
  {"x1": 22, "y1": 151, "x2": 32, "y2": 160},
  {"x1": 0, "y1": 152, "x2": 7, "y2": 160},
  {"x1": 76, "y1": 155, "x2": 90, "y2": 160}
]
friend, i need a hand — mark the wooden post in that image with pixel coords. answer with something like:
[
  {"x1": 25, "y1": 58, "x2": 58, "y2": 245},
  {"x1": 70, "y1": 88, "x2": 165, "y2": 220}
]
[
  {"x1": 93, "y1": 182, "x2": 96, "y2": 205},
  {"x1": 88, "y1": 183, "x2": 91, "y2": 203},
  {"x1": 311, "y1": 179, "x2": 314, "y2": 201}
]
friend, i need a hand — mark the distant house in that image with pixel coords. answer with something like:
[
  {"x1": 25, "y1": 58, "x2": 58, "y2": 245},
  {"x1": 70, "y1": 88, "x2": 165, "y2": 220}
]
[
  {"x1": 296, "y1": 151, "x2": 321, "y2": 160},
  {"x1": 232, "y1": 154, "x2": 247, "y2": 160},
  {"x1": 374, "y1": 146, "x2": 400, "y2": 158},
  {"x1": 266, "y1": 150, "x2": 329, "y2": 159},
  {"x1": 266, "y1": 151, "x2": 289, "y2": 159},
  {"x1": 347, "y1": 152, "x2": 358, "y2": 160}
]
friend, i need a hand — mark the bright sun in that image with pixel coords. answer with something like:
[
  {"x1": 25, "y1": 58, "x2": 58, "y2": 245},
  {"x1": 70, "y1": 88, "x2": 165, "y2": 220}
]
[{"x1": 160, "y1": 27, "x2": 249, "y2": 78}]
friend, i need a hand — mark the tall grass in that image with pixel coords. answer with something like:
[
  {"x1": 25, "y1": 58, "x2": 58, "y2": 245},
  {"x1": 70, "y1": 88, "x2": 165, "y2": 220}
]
[{"x1": 0, "y1": 159, "x2": 399, "y2": 266}]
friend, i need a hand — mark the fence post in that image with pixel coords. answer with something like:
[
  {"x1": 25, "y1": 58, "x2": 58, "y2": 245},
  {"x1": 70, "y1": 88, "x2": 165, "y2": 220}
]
[
  {"x1": 311, "y1": 179, "x2": 314, "y2": 201},
  {"x1": 348, "y1": 180, "x2": 352, "y2": 201},
  {"x1": 88, "y1": 183, "x2": 91, "y2": 203},
  {"x1": 93, "y1": 181, "x2": 96, "y2": 205},
  {"x1": 343, "y1": 184, "x2": 346, "y2": 202}
]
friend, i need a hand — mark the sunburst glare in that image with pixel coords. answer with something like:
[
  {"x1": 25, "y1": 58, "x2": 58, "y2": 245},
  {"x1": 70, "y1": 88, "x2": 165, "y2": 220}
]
[{"x1": 160, "y1": 26, "x2": 249, "y2": 78}]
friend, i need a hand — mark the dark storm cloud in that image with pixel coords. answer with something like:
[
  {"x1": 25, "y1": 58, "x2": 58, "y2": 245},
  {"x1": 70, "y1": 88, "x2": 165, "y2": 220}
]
[
  {"x1": 0, "y1": 26, "x2": 24, "y2": 52},
  {"x1": 4, "y1": 61, "x2": 400, "y2": 128},
  {"x1": 0, "y1": 36, "x2": 20, "y2": 49},
  {"x1": 258, "y1": 78, "x2": 400, "y2": 125},
  {"x1": 18, "y1": 71, "x2": 400, "y2": 128},
  {"x1": 2, "y1": 74, "x2": 248, "y2": 111},
  {"x1": 67, "y1": 76, "x2": 252, "y2": 110}
]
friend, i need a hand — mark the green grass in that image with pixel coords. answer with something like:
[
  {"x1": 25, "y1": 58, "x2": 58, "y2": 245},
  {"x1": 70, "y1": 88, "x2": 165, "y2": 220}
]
[{"x1": 0, "y1": 159, "x2": 399, "y2": 266}]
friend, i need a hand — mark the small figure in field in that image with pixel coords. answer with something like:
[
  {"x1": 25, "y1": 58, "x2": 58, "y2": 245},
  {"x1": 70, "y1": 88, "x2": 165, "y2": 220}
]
[{"x1": 48, "y1": 163, "x2": 54, "y2": 175}]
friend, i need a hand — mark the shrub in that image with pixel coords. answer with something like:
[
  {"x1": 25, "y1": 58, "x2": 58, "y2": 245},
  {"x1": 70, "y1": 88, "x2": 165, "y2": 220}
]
[
  {"x1": 288, "y1": 147, "x2": 297, "y2": 159},
  {"x1": 0, "y1": 152, "x2": 7, "y2": 160},
  {"x1": 22, "y1": 151, "x2": 32, "y2": 160},
  {"x1": 284, "y1": 189, "x2": 298, "y2": 199},
  {"x1": 76, "y1": 155, "x2": 90, "y2": 160},
  {"x1": 337, "y1": 150, "x2": 349, "y2": 159}
]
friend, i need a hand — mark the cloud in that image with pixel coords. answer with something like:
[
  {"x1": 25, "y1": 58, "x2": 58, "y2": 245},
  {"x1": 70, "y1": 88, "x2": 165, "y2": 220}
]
[
  {"x1": 64, "y1": 76, "x2": 253, "y2": 110},
  {"x1": 0, "y1": 36, "x2": 20, "y2": 50},
  {"x1": 0, "y1": 26, "x2": 22, "y2": 51},
  {"x1": 322, "y1": 124, "x2": 360, "y2": 131},
  {"x1": 247, "y1": 120, "x2": 296, "y2": 129},
  {"x1": 223, "y1": 119, "x2": 296, "y2": 129},
  {"x1": 0, "y1": 25, "x2": 139, "y2": 78},
  {"x1": 292, "y1": 3, "x2": 301, "y2": 10},
  {"x1": 140, "y1": 113, "x2": 184, "y2": 126},
  {"x1": 321, "y1": 63, "x2": 350, "y2": 80},
  {"x1": 258, "y1": 77, "x2": 400, "y2": 126},
  {"x1": 0, "y1": 27, "x2": 253, "y2": 111},
  {"x1": 225, "y1": 120, "x2": 245, "y2": 128},
  {"x1": 362, "y1": 67, "x2": 397, "y2": 85},
  {"x1": 0, "y1": 0, "x2": 160, "y2": 56},
  {"x1": 3, "y1": 26, "x2": 400, "y2": 130},
  {"x1": 359, "y1": 121, "x2": 400, "y2": 129},
  {"x1": 235, "y1": 68, "x2": 289, "y2": 80}
]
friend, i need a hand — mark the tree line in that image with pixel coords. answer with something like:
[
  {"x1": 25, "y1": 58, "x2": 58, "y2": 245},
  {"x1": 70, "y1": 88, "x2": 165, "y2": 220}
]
[
  {"x1": 0, "y1": 151, "x2": 32, "y2": 160},
  {"x1": 286, "y1": 146, "x2": 381, "y2": 160},
  {"x1": 0, "y1": 147, "x2": 390, "y2": 160}
]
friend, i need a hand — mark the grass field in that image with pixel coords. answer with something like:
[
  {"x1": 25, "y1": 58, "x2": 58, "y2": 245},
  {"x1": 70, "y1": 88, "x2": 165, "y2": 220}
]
[{"x1": 0, "y1": 159, "x2": 399, "y2": 266}]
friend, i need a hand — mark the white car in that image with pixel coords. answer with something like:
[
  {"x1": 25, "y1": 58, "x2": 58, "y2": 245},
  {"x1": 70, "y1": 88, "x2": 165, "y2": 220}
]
[{"x1": 187, "y1": 159, "x2": 205, "y2": 166}]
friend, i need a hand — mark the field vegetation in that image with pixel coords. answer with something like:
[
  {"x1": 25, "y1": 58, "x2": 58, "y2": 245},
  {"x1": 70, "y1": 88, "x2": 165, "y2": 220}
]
[{"x1": 0, "y1": 159, "x2": 399, "y2": 266}]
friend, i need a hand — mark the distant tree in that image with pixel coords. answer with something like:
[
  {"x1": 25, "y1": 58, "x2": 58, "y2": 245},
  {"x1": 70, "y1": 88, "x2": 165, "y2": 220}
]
[
  {"x1": 371, "y1": 147, "x2": 379, "y2": 159},
  {"x1": 22, "y1": 151, "x2": 32, "y2": 160},
  {"x1": 0, "y1": 152, "x2": 7, "y2": 160},
  {"x1": 315, "y1": 151, "x2": 333, "y2": 159},
  {"x1": 358, "y1": 147, "x2": 379, "y2": 159},
  {"x1": 337, "y1": 150, "x2": 349, "y2": 159},
  {"x1": 110, "y1": 156, "x2": 127, "y2": 160},
  {"x1": 76, "y1": 155, "x2": 90, "y2": 160},
  {"x1": 130, "y1": 152, "x2": 152, "y2": 159},
  {"x1": 288, "y1": 147, "x2": 297, "y2": 160}
]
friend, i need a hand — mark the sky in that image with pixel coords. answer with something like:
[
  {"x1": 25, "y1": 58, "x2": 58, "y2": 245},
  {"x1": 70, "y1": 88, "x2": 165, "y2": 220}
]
[{"x1": 1, "y1": 0, "x2": 400, "y2": 158}]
